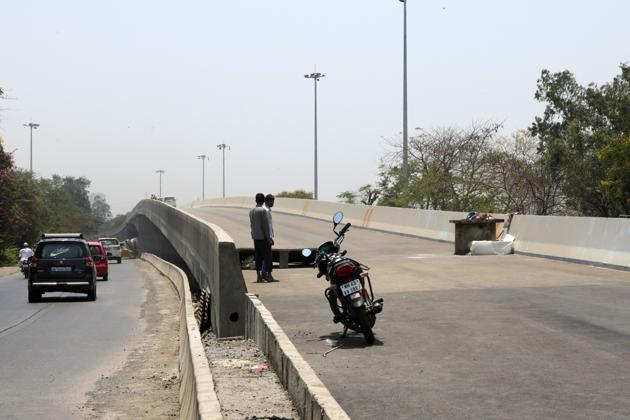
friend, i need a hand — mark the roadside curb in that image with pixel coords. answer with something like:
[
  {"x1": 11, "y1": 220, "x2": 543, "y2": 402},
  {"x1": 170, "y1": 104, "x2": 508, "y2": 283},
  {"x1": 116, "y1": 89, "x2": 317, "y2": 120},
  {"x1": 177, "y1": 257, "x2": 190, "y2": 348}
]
[
  {"x1": 141, "y1": 254, "x2": 223, "y2": 420},
  {"x1": 245, "y1": 293, "x2": 351, "y2": 420}
]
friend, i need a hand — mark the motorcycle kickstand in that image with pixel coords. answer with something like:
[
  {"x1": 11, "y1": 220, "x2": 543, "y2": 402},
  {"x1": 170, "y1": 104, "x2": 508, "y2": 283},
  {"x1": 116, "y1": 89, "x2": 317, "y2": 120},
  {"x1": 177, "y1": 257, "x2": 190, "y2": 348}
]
[{"x1": 342, "y1": 325, "x2": 349, "y2": 339}]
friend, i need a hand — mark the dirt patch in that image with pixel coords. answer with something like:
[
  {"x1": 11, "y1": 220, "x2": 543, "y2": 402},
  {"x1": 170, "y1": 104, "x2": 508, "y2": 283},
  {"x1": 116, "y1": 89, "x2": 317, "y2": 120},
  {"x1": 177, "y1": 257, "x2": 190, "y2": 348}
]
[
  {"x1": 82, "y1": 262, "x2": 180, "y2": 419},
  {"x1": 0, "y1": 266, "x2": 18, "y2": 278},
  {"x1": 202, "y1": 334, "x2": 298, "y2": 420}
]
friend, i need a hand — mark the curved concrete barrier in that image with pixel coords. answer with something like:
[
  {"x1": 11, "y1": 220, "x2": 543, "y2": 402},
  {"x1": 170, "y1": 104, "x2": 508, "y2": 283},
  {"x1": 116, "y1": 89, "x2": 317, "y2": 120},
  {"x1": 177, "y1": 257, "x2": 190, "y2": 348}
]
[
  {"x1": 190, "y1": 197, "x2": 630, "y2": 269},
  {"x1": 245, "y1": 294, "x2": 350, "y2": 420},
  {"x1": 142, "y1": 253, "x2": 222, "y2": 420},
  {"x1": 190, "y1": 197, "x2": 470, "y2": 242},
  {"x1": 113, "y1": 200, "x2": 248, "y2": 337}
]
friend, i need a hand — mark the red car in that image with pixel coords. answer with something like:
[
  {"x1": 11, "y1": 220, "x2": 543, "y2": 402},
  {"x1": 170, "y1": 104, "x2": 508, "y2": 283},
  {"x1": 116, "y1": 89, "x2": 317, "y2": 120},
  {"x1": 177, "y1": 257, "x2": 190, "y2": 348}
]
[{"x1": 88, "y1": 241, "x2": 109, "y2": 281}]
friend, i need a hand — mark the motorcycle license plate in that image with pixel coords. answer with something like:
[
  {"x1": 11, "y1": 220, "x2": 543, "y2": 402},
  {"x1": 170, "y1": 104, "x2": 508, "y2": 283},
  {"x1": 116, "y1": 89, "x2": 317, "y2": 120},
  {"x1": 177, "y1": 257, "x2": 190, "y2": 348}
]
[
  {"x1": 340, "y1": 279, "x2": 362, "y2": 296},
  {"x1": 51, "y1": 267, "x2": 71, "y2": 272}
]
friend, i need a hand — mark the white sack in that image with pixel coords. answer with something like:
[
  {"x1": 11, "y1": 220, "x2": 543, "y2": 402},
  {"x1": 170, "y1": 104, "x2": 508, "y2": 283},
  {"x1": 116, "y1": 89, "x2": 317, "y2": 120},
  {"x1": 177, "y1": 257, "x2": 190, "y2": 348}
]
[{"x1": 470, "y1": 239, "x2": 514, "y2": 255}]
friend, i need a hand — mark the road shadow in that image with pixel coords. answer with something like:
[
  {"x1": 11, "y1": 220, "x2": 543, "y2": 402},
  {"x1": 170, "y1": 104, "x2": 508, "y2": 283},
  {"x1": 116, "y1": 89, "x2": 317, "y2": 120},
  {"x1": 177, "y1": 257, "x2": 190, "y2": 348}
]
[
  {"x1": 39, "y1": 294, "x2": 93, "y2": 303},
  {"x1": 319, "y1": 331, "x2": 384, "y2": 349}
]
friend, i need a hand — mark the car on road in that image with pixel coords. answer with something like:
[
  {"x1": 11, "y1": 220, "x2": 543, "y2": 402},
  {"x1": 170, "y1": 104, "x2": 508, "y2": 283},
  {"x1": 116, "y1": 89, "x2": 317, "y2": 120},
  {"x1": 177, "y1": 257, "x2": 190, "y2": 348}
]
[
  {"x1": 28, "y1": 233, "x2": 97, "y2": 302},
  {"x1": 162, "y1": 196, "x2": 177, "y2": 207},
  {"x1": 98, "y1": 237, "x2": 122, "y2": 264},
  {"x1": 88, "y1": 241, "x2": 109, "y2": 281}
]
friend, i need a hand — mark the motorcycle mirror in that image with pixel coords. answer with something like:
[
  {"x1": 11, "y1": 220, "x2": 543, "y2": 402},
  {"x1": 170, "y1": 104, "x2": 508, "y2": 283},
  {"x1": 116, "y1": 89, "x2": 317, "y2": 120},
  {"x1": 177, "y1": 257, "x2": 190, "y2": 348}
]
[
  {"x1": 301, "y1": 248, "x2": 312, "y2": 258},
  {"x1": 333, "y1": 211, "x2": 344, "y2": 226}
]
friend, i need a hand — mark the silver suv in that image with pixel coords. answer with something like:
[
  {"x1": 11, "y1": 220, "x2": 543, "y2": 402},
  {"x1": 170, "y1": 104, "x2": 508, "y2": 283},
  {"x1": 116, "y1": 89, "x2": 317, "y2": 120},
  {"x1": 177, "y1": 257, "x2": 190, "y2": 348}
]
[{"x1": 98, "y1": 237, "x2": 122, "y2": 264}]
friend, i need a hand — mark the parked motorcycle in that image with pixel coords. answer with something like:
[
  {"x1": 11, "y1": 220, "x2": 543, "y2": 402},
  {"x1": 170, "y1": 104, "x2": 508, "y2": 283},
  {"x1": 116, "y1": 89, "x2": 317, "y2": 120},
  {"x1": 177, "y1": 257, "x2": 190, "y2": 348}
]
[
  {"x1": 302, "y1": 211, "x2": 383, "y2": 345},
  {"x1": 19, "y1": 258, "x2": 29, "y2": 279}
]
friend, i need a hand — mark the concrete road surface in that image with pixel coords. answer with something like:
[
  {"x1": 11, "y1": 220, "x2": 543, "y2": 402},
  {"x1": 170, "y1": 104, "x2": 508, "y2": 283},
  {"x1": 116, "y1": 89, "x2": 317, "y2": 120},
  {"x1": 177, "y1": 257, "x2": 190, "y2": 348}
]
[
  {"x1": 189, "y1": 206, "x2": 630, "y2": 420},
  {"x1": 0, "y1": 261, "x2": 146, "y2": 419}
]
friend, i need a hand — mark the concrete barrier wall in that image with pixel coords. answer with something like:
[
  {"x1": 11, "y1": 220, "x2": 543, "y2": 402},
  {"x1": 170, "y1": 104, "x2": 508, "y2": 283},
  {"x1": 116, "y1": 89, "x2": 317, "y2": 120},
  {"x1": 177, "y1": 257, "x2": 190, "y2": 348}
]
[
  {"x1": 119, "y1": 200, "x2": 248, "y2": 337},
  {"x1": 142, "y1": 254, "x2": 222, "y2": 420},
  {"x1": 190, "y1": 197, "x2": 630, "y2": 269},
  {"x1": 245, "y1": 294, "x2": 351, "y2": 420},
  {"x1": 190, "y1": 197, "x2": 470, "y2": 242},
  {"x1": 509, "y1": 214, "x2": 630, "y2": 268}
]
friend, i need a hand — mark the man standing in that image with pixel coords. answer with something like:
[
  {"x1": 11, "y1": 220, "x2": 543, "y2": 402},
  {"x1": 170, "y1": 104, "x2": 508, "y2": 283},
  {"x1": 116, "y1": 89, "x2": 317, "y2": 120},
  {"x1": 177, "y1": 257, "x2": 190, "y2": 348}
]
[
  {"x1": 263, "y1": 194, "x2": 276, "y2": 282},
  {"x1": 249, "y1": 193, "x2": 272, "y2": 283}
]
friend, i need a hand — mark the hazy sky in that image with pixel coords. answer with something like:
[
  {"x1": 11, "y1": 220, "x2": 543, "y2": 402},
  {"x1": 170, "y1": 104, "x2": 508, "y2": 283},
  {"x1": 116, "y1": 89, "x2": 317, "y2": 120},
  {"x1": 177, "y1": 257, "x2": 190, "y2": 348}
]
[{"x1": 1, "y1": 0, "x2": 629, "y2": 215}]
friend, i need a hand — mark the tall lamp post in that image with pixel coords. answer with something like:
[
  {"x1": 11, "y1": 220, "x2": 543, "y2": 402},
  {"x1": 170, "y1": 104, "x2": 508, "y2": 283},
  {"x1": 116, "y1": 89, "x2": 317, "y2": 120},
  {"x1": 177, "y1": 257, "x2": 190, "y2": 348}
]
[
  {"x1": 23, "y1": 122, "x2": 40, "y2": 174},
  {"x1": 304, "y1": 71, "x2": 324, "y2": 200},
  {"x1": 197, "y1": 154, "x2": 208, "y2": 200},
  {"x1": 156, "y1": 169, "x2": 165, "y2": 198},
  {"x1": 399, "y1": 0, "x2": 409, "y2": 181},
  {"x1": 216, "y1": 144, "x2": 230, "y2": 198}
]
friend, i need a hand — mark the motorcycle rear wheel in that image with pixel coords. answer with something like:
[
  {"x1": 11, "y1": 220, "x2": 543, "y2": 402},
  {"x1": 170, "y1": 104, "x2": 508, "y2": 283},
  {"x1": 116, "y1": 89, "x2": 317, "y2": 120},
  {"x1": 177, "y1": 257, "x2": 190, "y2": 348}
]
[{"x1": 356, "y1": 306, "x2": 375, "y2": 345}]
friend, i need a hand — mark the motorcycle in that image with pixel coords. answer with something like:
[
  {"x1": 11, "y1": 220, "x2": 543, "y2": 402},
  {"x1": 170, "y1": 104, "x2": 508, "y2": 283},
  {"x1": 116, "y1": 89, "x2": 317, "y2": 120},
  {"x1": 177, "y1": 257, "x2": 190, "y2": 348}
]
[
  {"x1": 302, "y1": 211, "x2": 383, "y2": 345},
  {"x1": 19, "y1": 258, "x2": 29, "y2": 279}
]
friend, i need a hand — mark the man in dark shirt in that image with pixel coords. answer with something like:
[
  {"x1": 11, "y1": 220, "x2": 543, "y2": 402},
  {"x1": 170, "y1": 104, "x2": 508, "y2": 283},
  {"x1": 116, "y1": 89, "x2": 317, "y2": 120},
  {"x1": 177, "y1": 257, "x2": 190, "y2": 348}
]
[
  {"x1": 249, "y1": 193, "x2": 272, "y2": 282},
  {"x1": 263, "y1": 194, "x2": 276, "y2": 281}
]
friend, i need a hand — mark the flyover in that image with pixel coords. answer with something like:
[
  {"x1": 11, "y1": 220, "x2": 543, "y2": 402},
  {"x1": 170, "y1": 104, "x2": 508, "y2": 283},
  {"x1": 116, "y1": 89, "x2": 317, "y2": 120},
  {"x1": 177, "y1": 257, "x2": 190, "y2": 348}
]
[{"x1": 112, "y1": 198, "x2": 630, "y2": 419}]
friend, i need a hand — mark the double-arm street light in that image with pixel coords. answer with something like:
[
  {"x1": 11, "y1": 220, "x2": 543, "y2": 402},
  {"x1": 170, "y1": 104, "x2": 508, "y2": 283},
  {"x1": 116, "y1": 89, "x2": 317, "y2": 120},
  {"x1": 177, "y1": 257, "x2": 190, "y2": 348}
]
[
  {"x1": 23, "y1": 122, "x2": 40, "y2": 174},
  {"x1": 197, "y1": 154, "x2": 208, "y2": 200},
  {"x1": 156, "y1": 169, "x2": 165, "y2": 198},
  {"x1": 399, "y1": 0, "x2": 409, "y2": 181},
  {"x1": 216, "y1": 144, "x2": 230, "y2": 198},
  {"x1": 304, "y1": 71, "x2": 325, "y2": 200}
]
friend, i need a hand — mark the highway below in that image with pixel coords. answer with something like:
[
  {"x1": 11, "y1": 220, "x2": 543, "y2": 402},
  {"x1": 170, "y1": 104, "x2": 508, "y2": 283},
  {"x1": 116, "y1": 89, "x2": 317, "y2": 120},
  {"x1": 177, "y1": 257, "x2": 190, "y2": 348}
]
[
  {"x1": 0, "y1": 260, "x2": 175, "y2": 419},
  {"x1": 189, "y1": 206, "x2": 630, "y2": 420}
]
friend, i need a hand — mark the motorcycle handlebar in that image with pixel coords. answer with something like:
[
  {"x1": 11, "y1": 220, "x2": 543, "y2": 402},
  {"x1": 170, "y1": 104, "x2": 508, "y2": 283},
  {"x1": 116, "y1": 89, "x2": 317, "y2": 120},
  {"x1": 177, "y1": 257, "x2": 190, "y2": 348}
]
[{"x1": 338, "y1": 222, "x2": 351, "y2": 237}]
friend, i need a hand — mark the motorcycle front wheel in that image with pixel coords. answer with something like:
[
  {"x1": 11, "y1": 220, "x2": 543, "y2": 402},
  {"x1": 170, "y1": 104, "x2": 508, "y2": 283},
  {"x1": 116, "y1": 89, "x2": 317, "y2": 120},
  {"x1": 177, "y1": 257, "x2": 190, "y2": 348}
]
[{"x1": 356, "y1": 305, "x2": 375, "y2": 345}]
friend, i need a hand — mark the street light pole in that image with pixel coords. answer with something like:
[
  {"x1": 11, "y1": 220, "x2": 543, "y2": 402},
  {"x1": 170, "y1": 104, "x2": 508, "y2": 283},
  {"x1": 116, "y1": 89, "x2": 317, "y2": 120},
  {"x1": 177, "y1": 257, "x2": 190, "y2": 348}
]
[
  {"x1": 399, "y1": 0, "x2": 409, "y2": 181},
  {"x1": 23, "y1": 122, "x2": 40, "y2": 174},
  {"x1": 197, "y1": 154, "x2": 208, "y2": 200},
  {"x1": 304, "y1": 71, "x2": 325, "y2": 200},
  {"x1": 216, "y1": 144, "x2": 230, "y2": 198},
  {"x1": 156, "y1": 169, "x2": 165, "y2": 198}
]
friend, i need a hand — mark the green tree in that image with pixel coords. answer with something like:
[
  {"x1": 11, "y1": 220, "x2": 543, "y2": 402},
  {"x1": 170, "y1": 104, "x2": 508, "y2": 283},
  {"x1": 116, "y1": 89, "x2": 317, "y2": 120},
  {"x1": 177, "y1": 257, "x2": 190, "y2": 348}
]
[
  {"x1": 337, "y1": 184, "x2": 381, "y2": 205},
  {"x1": 531, "y1": 64, "x2": 630, "y2": 216},
  {"x1": 597, "y1": 136, "x2": 630, "y2": 215},
  {"x1": 336, "y1": 190, "x2": 356, "y2": 204},
  {"x1": 276, "y1": 189, "x2": 313, "y2": 199},
  {"x1": 378, "y1": 122, "x2": 502, "y2": 212},
  {"x1": 92, "y1": 195, "x2": 112, "y2": 223}
]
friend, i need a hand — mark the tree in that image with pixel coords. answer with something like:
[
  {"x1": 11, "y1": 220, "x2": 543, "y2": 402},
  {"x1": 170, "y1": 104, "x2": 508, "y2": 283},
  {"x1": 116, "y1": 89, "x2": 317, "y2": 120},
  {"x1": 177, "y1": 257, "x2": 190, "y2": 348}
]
[
  {"x1": 337, "y1": 190, "x2": 356, "y2": 204},
  {"x1": 531, "y1": 64, "x2": 630, "y2": 216},
  {"x1": 486, "y1": 131, "x2": 566, "y2": 215},
  {"x1": 92, "y1": 195, "x2": 112, "y2": 222},
  {"x1": 337, "y1": 184, "x2": 381, "y2": 205},
  {"x1": 597, "y1": 135, "x2": 630, "y2": 215},
  {"x1": 276, "y1": 189, "x2": 313, "y2": 199},
  {"x1": 378, "y1": 122, "x2": 502, "y2": 211}
]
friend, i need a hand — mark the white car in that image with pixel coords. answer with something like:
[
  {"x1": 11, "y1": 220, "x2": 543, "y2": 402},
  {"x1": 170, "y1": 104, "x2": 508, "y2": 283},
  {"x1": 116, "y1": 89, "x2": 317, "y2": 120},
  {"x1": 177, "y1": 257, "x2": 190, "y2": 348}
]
[
  {"x1": 162, "y1": 196, "x2": 176, "y2": 207},
  {"x1": 98, "y1": 237, "x2": 122, "y2": 264}
]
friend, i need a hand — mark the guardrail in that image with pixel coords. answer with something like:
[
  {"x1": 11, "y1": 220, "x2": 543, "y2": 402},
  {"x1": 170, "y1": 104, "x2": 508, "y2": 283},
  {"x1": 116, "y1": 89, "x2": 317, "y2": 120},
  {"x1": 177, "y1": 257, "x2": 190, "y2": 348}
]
[
  {"x1": 190, "y1": 197, "x2": 630, "y2": 270},
  {"x1": 142, "y1": 254, "x2": 222, "y2": 420},
  {"x1": 110, "y1": 199, "x2": 248, "y2": 337}
]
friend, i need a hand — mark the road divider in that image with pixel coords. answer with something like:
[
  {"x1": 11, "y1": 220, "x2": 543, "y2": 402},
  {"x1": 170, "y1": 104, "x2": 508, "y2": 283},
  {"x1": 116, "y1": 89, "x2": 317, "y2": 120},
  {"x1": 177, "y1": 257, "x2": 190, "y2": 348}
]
[
  {"x1": 245, "y1": 293, "x2": 351, "y2": 420},
  {"x1": 141, "y1": 253, "x2": 222, "y2": 420}
]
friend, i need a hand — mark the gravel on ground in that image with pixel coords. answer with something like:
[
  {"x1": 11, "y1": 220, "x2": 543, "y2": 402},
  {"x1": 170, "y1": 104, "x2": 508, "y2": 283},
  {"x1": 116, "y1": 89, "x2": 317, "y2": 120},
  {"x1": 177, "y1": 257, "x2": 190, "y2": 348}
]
[{"x1": 202, "y1": 333, "x2": 299, "y2": 420}]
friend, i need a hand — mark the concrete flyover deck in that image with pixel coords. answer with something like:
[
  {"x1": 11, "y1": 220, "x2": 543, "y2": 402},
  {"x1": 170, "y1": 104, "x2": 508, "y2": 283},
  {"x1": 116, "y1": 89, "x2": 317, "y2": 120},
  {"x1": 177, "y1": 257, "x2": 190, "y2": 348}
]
[{"x1": 187, "y1": 206, "x2": 630, "y2": 420}]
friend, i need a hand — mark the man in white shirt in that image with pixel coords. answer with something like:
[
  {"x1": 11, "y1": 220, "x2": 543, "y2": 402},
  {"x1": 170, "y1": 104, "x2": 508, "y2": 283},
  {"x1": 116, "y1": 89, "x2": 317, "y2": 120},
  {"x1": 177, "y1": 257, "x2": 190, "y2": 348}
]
[{"x1": 18, "y1": 242, "x2": 34, "y2": 265}]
